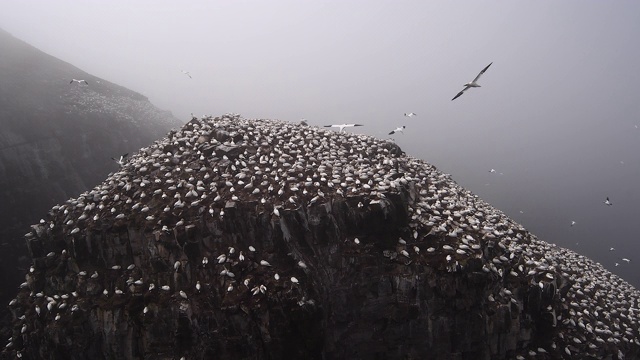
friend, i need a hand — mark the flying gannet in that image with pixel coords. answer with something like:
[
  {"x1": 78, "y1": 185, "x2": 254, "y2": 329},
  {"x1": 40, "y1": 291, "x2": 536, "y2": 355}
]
[
  {"x1": 323, "y1": 124, "x2": 364, "y2": 132},
  {"x1": 181, "y1": 70, "x2": 192, "y2": 79},
  {"x1": 451, "y1": 62, "x2": 493, "y2": 101},
  {"x1": 388, "y1": 126, "x2": 406, "y2": 135},
  {"x1": 604, "y1": 197, "x2": 612, "y2": 206},
  {"x1": 404, "y1": 112, "x2": 417, "y2": 117},
  {"x1": 111, "y1": 153, "x2": 128, "y2": 166},
  {"x1": 70, "y1": 79, "x2": 88, "y2": 85}
]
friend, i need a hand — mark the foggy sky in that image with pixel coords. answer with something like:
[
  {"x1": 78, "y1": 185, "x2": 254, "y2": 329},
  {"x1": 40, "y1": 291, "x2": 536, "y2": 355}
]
[{"x1": 2, "y1": 1, "x2": 640, "y2": 286}]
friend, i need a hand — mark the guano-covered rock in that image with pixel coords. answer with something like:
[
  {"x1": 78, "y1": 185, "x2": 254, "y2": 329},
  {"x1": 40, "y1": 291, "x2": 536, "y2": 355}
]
[{"x1": 3, "y1": 115, "x2": 640, "y2": 359}]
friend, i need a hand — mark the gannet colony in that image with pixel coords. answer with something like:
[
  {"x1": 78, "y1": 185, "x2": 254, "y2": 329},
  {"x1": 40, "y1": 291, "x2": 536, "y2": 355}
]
[{"x1": 4, "y1": 114, "x2": 639, "y2": 359}]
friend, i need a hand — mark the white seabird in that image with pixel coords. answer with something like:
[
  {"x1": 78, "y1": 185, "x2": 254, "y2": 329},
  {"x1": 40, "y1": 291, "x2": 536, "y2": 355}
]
[
  {"x1": 570, "y1": 221, "x2": 576, "y2": 227},
  {"x1": 181, "y1": 70, "x2": 192, "y2": 78},
  {"x1": 70, "y1": 79, "x2": 88, "y2": 85},
  {"x1": 388, "y1": 126, "x2": 406, "y2": 135},
  {"x1": 622, "y1": 258, "x2": 631, "y2": 263},
  {"x1": 323, "y1": 124, "x2": 364, "y2": 132},
  {"x1": 111, "y1": 153, "x2": 128, "y2": 166},
  {"x1": 604, "y1": 197, "x2": 612, "y2": 206},
  {"x1": 404, "y1": 112, "x2": 417, "y2": 117},
  {"x1": 451, "y1": 62, "x2": 493, "y2": 101}
]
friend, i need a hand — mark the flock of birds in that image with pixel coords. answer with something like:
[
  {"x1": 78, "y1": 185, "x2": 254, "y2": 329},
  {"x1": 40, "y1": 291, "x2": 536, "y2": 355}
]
[
  {"x1": 4, "y1": 112, "x2": 640, "y2": 358},
  {"x1": 176, "y1": 62, "x2": 492, "y2": 139}
]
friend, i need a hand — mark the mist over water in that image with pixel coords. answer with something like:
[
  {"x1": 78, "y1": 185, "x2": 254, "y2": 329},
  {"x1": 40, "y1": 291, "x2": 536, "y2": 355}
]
[{"x1": 1, "y1": 1, "x2": 639, "y2": 288}]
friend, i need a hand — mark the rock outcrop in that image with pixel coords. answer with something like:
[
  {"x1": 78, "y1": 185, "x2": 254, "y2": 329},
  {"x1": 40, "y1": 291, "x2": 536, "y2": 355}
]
[
  {"x1": 0, "y1": 27, "x2": 182, "y2": 321},
  {"x1": 3, "y1": 115, "x2": 640, "y2": 359}
]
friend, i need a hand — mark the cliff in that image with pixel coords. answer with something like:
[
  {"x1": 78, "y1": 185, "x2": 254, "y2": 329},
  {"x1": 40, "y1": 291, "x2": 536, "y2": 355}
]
[
  {"x1": 0, "y1": 27, "x2": 182, "y2": 319},
  {"x1": 3, "y1": 115, "x2": 640, "y2": 359}
]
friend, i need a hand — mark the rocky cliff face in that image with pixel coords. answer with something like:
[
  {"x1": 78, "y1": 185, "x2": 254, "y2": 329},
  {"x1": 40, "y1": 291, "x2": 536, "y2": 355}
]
[
  {"x1": 0, "y1": 27, "x2": 181, "y2": 320},
  {"x1": 3, "y1": 115, "x2": 640, "y2": 359}
]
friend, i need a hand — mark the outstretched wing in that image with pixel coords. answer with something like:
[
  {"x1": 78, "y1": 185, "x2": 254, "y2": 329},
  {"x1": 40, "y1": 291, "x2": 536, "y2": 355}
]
[
  {"x1": 451, "y1": 86, "x2": 469, "y2": 101},
  {"x1": 472, "y1": 62, "x2": 493, "y2": 83}
]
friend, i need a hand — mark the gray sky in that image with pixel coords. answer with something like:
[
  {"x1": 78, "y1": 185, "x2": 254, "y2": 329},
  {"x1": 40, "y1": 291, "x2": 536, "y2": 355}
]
[{"x1": 2, "y1": 1, "x2": 640, "y2": 285}]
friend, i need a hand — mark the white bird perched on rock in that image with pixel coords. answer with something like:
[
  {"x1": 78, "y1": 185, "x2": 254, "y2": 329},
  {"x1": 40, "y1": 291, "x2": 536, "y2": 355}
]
[
  {"x1": 323, "y1": 124, "x2": 364, "y2": 132},
  {"x1": 388, "y1": 126, "x2": 405, "y2": 135},
  {"x1": 179, "y1": 290, "x2": 188, "y2": 299},
  {"x1": 452, "y1": 62, "x2": 493, "y2": 101},
  {"x1": 70, "y1": 79, "x2": 88, "y2": 85},
  {"x1": 260, "y1": 260, "x2": 272, "y2": 267},
  {"x1": 291, "y1": 277, "x2": 299, "y2": 284}
]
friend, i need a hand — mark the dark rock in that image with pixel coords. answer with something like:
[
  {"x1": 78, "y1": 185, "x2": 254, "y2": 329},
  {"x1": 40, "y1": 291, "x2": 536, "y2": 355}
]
[
  {"x1": 0, "y1": 27, "x2": 182, "y2": 324},
  {"x1": 2, "y1": 116, "x2": 639, "y2": 359}
]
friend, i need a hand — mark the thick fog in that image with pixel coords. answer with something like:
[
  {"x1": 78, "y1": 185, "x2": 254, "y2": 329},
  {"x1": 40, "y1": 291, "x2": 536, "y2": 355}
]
[{"x1": 2, "y1": 1, "x2": 639, "y2": 286}]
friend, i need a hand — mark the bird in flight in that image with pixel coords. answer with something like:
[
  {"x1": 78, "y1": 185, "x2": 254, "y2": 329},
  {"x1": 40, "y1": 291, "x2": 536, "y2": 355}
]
[
  {"x1": 404, "y1": 112, "x2": 417, "y2": 118},
  {"x1": 489, "y1": 169, "x2": 496, "y2": 173},
  {"x1": 451, "y1": 62, "x2": 493, "y2": 101},
  {"x1": 181, "y1": 70, "x2": 192, "y2": 78},
  {"x1": 70, "y1": 79, "x2": 88, "y2": 85},
  {"x1": 388, "y1": 126, "x2": 406, "y2": 135},
  {"x1": 570, "y1": 221, "x2": 576, "y2": 227},
  {"x1": 111, "y1": 153, "x2": 128, "y2": 166},
  {"x1": 604, "y1": 197, "x2": 612, "y2": 206},
  {"x1": 323, "y1": 124, "x2": 364, "y2": 132}
]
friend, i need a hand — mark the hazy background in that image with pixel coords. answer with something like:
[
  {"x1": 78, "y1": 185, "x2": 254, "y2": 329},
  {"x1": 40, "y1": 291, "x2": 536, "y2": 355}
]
[{"x1": 2, "y1": 1, "x2": 639, "y2": 286}]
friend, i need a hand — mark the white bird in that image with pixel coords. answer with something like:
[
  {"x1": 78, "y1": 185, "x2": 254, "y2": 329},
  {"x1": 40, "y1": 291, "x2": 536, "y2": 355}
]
[
  {"x1": 388, "y1": 126, "x2": 406, "y2": 135},
  {"x1": 323, "y1": 124, "x2": 364, "y2": 132},
  {"x1": 609, "y1": 247, "x2": 615, "y2": 251},
  {"x1": 622, "y1": 258, "x2": 631, "y2": 263},
  {"x1": 451, "y1": 62, "x2": 493, "y2": 101},
  {"x1": 111, "y1": 153, "x2": 128, "y2": 166},
  {"x1": 489, "y1": 169, "x2": 496, "y2": 173},
  {"x1": 404, "y1": 112, "x2": 417, "y2": 117},
  {"x1": 570, "y1": 221, "x2": 576, "y2": 227},
  {"x1": 70, "y1": 79, "x2": 88, "y2": 85},
  {"x1": 604, "y1": 197, "x2": 612, "y2": 206},
  {"x1": 181, "y1": 70, "x2": 192, "y2": 78}
]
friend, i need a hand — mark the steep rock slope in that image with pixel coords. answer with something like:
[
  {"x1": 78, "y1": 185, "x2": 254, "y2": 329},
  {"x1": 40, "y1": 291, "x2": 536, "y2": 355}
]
[
  {"x1": 0, "y1": 28, "x2": 181, "y2": 316},
  {"x1": 3, "y1": 115, "x2": 640, "y2": 359}
]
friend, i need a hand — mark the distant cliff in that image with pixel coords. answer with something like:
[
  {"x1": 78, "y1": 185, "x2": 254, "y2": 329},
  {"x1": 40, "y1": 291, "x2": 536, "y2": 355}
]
[
  {"x1": 3, "y1": 115, "x2": 639, "y2": 359},
  {"x1": 0, "y1": 28, "x2": 182, "y2": 326}
]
